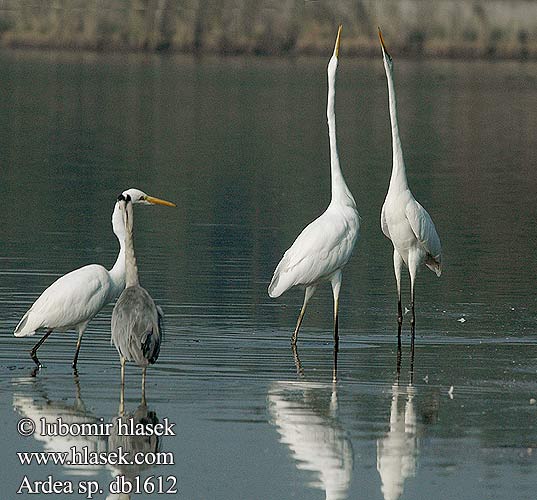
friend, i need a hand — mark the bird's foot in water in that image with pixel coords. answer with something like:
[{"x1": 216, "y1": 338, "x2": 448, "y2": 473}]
[{"x1": 30, "y1": 353, "x2": 42, "y2": 370}]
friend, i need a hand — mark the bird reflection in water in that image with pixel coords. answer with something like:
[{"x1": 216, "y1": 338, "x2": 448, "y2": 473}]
[
  {"x1": 12, "y1": 374, "x2": 107, "y2": 476},
  {"x1": 377, "y1": 364, "x2": 418, "y2": 500},
  {"x1": 106, "y1": 400, "x2": 162, "y2": 500},
  {"x1": 269, "y1": 347, "x2": 352, "y2": 500},
  {"x1": 12, "y1": 372, "x2": 165, "y2": 499},
  {"x1": 292, "y1": 343, "x2": 339, "y2": 383}
]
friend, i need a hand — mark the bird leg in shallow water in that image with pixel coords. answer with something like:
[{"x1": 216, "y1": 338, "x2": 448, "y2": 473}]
[
  {"x1": 331, "y1": 270, "x2": 342, "y2": 352},
  {"x1": 291, "y1": 285, "x2": 316, "y2": 346},
  {"x1": 333, "y1": 298, "x2": 339, "y2": 352},
  {"x1": 409, "y1": 264, "x2": 417, "y2": 329},
  {"x1": 119, "y1": 356, "x2": 126, "y2": 416},
  {"x1": 409, "y1": 334, "x2": 416, "y2": 384},
  {"x1": 396, "y1": 332, "x2": 402, "y2": 382},
  {"x1": 393, "y1": 250, "x2": 404, "y2": 326},
  {"x1": 291, "y1": 343, "x2": 304, "y2": 377},
  {"x1": 30, "y1": 329, "x2": 53, "y2": 368},
  {"x1": 141, "y1": 367, "x2": 147, "y2": 406},
  {"x1": 72, "y1": 328, "x2": 85, "y2": 370},
  {"x1": 409, "y1": 275, "x2": 416, "y2": 383},
  {"x1": 332, "y1": 345, "x2": 338, "y2": 383}
]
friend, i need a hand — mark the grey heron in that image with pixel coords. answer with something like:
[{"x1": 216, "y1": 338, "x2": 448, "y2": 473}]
[{"x1": 111, "y1": 193, "x2": 164, "y2": 412}]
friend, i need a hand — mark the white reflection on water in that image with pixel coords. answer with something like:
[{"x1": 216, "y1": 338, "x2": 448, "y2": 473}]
[
  {"x1": 377, "y1": 383, "x2": 418, "y2": 500},
  {"x1": 12, "y1": 375, "x2": 163, "y2": 500},
  {"x1": 268, "y1": 380, "x2": 353, "y2": 500},
  {"x1": 12, "y1": 376, "x2": 107, "y2": 477}
]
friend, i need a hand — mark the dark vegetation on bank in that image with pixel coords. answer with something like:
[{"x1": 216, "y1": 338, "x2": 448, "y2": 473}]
[{"x1": 0, "y1": 0, "x2": 535, "y2": 60}]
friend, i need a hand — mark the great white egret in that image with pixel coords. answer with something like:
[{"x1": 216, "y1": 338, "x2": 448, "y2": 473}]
[
  {"x1": 268, "y1": 26, "x2": 360, "y2": 350},
  {"x1": 378, "y1": 28, "x2": 442, "y2": 334},
  {"x1": 111, "y1": 194, "x2": 163, "y2": 412},
  {"x1": 13, "y1": 188, "x2": 175, "y2": 370}
]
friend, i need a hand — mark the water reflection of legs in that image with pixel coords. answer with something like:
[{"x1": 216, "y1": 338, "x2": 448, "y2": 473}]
[
  {"x1": 108, "y1": 401, "x2": 162, "y2": 496},
  {"x1": 141, "y1": 367, "x2": 147, "y2": 406},
  {"x1": 119, "y1": 356, "x2": 126, "y2": 416}
]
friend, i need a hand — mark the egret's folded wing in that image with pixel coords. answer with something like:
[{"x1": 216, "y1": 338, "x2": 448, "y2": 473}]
[
  {"x1": 405, "y1": 200, "x2": 442, "y2": 261},
  {"x1": 269, "y1": 213, "x2": 357, "y2": 297}
]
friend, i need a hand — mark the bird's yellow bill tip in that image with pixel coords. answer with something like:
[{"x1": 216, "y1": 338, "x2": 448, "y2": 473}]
[
  {"x1": 144, "y1": 195, "x2": 176, "y2": 207},
  {"x1": 334, "y1": 25, "x2": 342, "y2": 57},
  {"x1": 378, "y1": 27, "x2": 388, "y2": 52}
]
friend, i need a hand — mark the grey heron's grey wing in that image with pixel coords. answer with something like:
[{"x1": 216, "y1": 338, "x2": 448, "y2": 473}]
[
  {"x1": 141, "y1": 302, "x2": 161, "y2": 365},
  {"x1": 156, "y1": 305, "x2": 164, "y2": 341},
  {"x1": 111, "y1": 286, "x2": 161, "y2": 366}
]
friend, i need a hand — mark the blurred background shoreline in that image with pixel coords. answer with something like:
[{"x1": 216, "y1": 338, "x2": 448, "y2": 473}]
[{"x1": 0, "y1": 0, "x2": 536, "y2": 60}]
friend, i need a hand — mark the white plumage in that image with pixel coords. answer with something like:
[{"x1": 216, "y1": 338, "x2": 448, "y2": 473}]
[
  {"x1": 378, "y1": 28, "x2": 442, "y2": 330},
  {"x1": 269, "y1": 26, "x2": 360, "y2": 349},
  {"x1": 269, "y1": 208, "x2": 357, "y2": 297},
  {"x1": 13, "y1": 188, "x2": 175, "y2": 370},
  {"x1": 15, "y1": 265, "x2": 121, "y2": 338}
]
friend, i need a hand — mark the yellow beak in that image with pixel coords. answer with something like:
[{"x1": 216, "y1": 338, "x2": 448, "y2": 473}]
[
  {"x1": 334, "y1": 25, "x2": 342, "y2": 58},
  {"x1": 144, "y1": 195, "x2": 176, "y2": 207},
  {"x1": 378, "y1": 27, "x2": 390, "y2": 58}
]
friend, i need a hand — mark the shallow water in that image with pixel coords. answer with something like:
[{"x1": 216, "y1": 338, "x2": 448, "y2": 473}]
[{"x1": 0, "y1": 50, "x2": 536, "y2": 499}]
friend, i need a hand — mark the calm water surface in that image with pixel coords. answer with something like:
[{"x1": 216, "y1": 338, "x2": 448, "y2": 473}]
[{"x1": 0, "y1": 50, "x2": 536, "y2": 499}]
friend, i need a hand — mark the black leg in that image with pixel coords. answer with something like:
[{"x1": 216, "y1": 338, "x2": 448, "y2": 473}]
[
  {"x1": 409, "y1": 326, "x2": 416, "y2": 384},
  {"x1": 72, "y1": 330, "x2": 85, "y2": 370},
  {"x1": 334, "y1": 309, "x2": 339, "y2": 353},
  {"x1": 332, "y1": 345, "x2": 338, "y2": 383},
  {"x1": 396, "y1": 324, "x2": 402, "y2": 382},
  {"x1": 30, "y1": 329, "x2": 53, "y2": 368}
]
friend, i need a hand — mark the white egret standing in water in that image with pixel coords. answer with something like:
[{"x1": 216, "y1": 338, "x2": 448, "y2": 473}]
[
  {"x1": 378, "y1": 28, "x2": 442, "y2": 337},
  {"x1": 14, "y1": 189, "x2": 175, "y2": 370},
  {"x1": 268, "y1": 26, "x2": 360, "y2": 350},
  {"x1": 111, "y1": 193, "x2": 163, "y2": 412}
]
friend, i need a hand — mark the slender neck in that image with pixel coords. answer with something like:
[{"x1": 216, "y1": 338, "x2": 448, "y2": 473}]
[
  {"x1": 123, "y1": 202, "x2": 140, "y2": 288},
  {"x1": 385, "y1": 63, "x2": 408, "y2": 192},
  {"x1": 108, "y1": 203, "x2": 127, "y2": 296},
  {"x1": 327, "y1": 58, "x2": 355, "y2": 207}
]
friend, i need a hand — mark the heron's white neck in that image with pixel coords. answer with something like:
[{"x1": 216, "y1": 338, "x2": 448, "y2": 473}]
[
  {"x1": 327, "y1": 57, "x2": 356, "y2": 208},
  {"x1": 384, "y1": 63, "x2": 408, "y2": 193},
  {"x1": 109, "y1": 203, "x2": 127, "y2": 296},
  {"x1": 123, "y1": 202, "x2": 140, "y2": 288}
]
